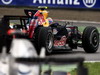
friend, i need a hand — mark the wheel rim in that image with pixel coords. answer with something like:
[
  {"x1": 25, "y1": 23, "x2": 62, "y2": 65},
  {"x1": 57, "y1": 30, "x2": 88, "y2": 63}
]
[
  {"x1": 91, "y1": 31, "x2": 99, "y2": 48},
  {"x1": 46, "y1": 33, "x2": 53, "y2": 53}
]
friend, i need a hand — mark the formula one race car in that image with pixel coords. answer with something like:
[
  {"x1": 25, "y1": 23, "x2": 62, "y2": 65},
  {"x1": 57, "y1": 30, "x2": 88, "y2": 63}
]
[{"x1": 0, "y1": 6, "x2": 99, "y2": 55}]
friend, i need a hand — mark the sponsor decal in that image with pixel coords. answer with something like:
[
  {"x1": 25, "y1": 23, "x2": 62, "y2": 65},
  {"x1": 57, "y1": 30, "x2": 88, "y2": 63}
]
[
  {"x1": 53, "y1": 29, "x2": 58, "y2": 35},
  {"x1": 33, "y1": 0, "x2": 96, "y2": 8},
  {"x1": 1, "y1": 0, "x2": 12, "y2": 5},
  {"x1": 83, "y1": 0, "x2": 96, "y2": 8},
  {"x1": 0, "y1": 0, "x2": 97, "y2": 8},
  {"x1": 33, "y1": 0, "x2": 80, "y2": 5},
  {"x1": 54, "y1": 36, "x2": 67, "y2": 46}
]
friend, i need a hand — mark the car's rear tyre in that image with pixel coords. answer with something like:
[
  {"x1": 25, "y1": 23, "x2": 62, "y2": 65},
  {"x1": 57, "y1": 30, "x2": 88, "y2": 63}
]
[
  {"x1": 82, "y1": 26, "x2": 99, "y2": 53},
  {"x1": 34, "y1": 27, "x2": 53, "y2": 55}
]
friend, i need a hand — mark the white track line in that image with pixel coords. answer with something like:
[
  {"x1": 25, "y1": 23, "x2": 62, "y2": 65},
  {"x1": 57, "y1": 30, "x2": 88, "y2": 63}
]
[
  {"x1": 54, "y1": 19, "x2": 100, "y2": 24},
  {"x1": 84, "y1": 61, "x2": 100, "y2": 63}
]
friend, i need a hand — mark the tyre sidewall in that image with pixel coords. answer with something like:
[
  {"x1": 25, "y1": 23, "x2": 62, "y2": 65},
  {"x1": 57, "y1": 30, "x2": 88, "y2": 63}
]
[
  {"x1": 82, "y1": 26, "x2": 99, "y2": 53},
  {"x1": 35, "y1": 27, "x2": 53, "y2": 55}
]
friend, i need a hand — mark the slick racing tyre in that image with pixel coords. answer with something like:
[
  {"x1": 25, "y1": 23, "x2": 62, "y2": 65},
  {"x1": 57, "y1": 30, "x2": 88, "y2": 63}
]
[
  {"x1": 82, "y1": 26, "x2": 99, "y2": 53},
  {"x1": 34, "y1": 27, "x2": 53, "y2": 55}
]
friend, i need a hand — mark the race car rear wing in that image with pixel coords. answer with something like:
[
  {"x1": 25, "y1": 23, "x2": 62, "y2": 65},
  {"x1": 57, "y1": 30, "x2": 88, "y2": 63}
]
[
  {"x1": 0, "y1": 15, "x2": 28, "y2": 35},
  {"x1": 24, "y1": 9, "x2": 38, "y2": 17},
  {"x1": 0, "y1": 15, "x2": 29, "y2": 50},
  {"x1": 3, "y1": 15, "x2": 28, "y2": 20}
]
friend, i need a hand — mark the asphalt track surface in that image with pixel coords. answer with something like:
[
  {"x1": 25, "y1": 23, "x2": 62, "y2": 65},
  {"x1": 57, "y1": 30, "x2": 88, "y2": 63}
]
[
  {"x1": 47, "y1": 21, "x2": 100, "y2": 61},
  {"x1": 49, "y1": 47, "x2": 100, "y2": 61},
  {"x1": 6, "y1": 19, "x2": 100, "y2": 61}
]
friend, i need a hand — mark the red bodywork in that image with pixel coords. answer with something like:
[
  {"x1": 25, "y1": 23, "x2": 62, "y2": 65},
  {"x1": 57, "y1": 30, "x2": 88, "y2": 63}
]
[
  {"x1": 28, "y1": 10, "x2": 46, "y2": 38},
  {"x1": 54, "y1": 36, "x2": 67, "y2": 46}
]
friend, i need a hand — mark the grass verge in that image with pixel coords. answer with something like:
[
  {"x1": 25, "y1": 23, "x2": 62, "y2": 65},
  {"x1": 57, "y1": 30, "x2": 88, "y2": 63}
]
[
  {"x1": 84, "y1": 62, "x2": 100, "y2": 75},
  {"x1": 78, "y1": 26, "x2": 100, "y2": 33},
  {"x1": 70, "y1": 62, "x2": 100, "y2": 75},
  {"x1": 41, "y1": 62, "x2": 100, "y2": 75}
]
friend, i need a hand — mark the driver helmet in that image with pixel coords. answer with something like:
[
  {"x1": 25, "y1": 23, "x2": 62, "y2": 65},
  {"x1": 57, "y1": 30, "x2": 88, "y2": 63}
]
[
  {"x1": 28, "y1": 11, "x2": 32, "y2": 17},
  {"x1": 47, "y1": 17, "x2": 53, "y2": 24},
  {"x1": 38, "y1": 6, "x2": 48, "y2": 10}
]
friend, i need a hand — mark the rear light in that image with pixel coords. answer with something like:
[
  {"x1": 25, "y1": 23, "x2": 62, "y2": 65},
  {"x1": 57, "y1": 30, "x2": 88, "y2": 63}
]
[{"x1": 7, "y1": 29, "x2": 15, "y2": 35}]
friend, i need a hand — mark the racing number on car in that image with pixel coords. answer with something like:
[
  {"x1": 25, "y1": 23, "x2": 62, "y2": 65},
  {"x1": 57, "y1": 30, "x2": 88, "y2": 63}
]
[{"x1": 54, "y1": 36, "x2": 67, "y2": 46}]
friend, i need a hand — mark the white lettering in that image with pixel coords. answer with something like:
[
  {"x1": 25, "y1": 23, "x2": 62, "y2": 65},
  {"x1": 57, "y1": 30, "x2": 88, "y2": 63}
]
[
  {"x1": 89, "y1": 0, "x2": 91, "y2": 3},
  {"x1": 86, "y1": 0, "x2": 94, "y2": 3},
  {"x1": 33, "y1": 0, "x2": 81, "y2": 6},
  {"x1": 91, "y1": 0, "x2": 93, "y2": 3},
  {"x1": 33, "y1": 0, "x2": 36, "y2": 3},
  {"x1": 65, "y1": 0, "x2": 68, "y2": 4},
  {"x1": 33, "y1": 0, "x2": 42, "y2": 4},
  {"x1": 74, "y1": 0, "x2": 80, "y2": 5},
  {"x1": 1, "y1": 0, "x2": 12, "y2": 5},
  {"x1": 43, "y1": 0, "x2": 46, "y2": 4},
  {"x1": 85, "y1": 0, "x2": 87, "y2": 3},
  {"x1": 83, "y1": 0, "x2": 96, "y2": 8},
  {"x1": 52, "y1": 0, "x2": 56, "y2": 4},
  {"x1": 47, "y1": 0, "x2": 51, "y2": 4},
  {"x1": 69, "y1": 0, "x2": 72, "y2": 5},
  {"x1": 57, "y1": 0, "x2": 64, "y2": 5},
  {"x1": 65, "y1": 0, "x2": 80, "y2": 5}
]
